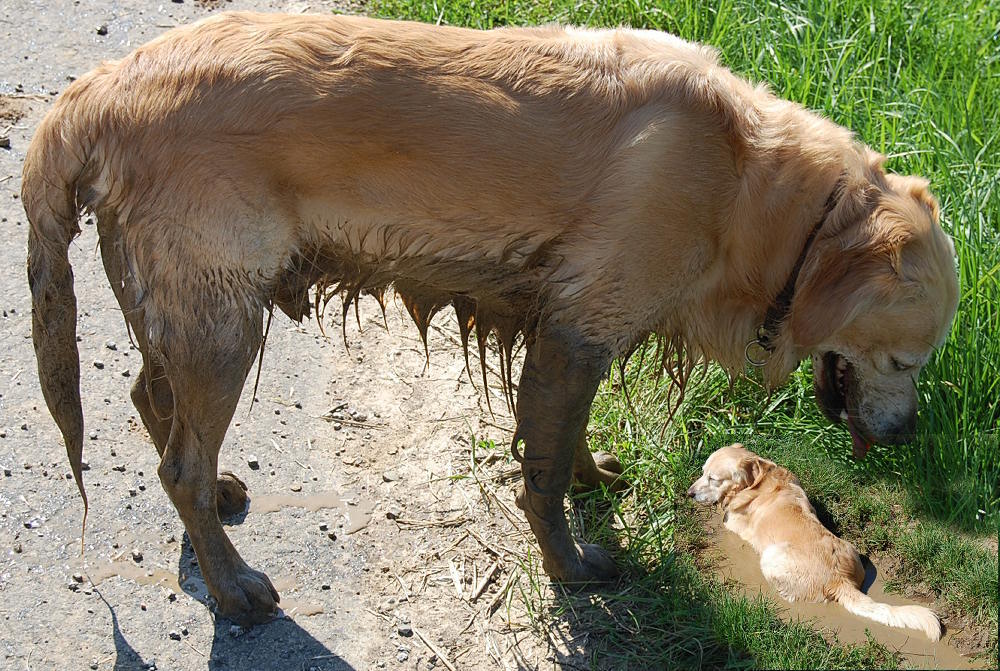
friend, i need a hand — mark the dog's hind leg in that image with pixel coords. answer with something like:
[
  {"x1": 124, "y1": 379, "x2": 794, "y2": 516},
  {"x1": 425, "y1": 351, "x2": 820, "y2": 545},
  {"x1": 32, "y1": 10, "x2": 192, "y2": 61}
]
[
  {"x1": 155, "y1": 297, "x2": 279, "y2": 625},
  {"x1": 572, "y1": 430, "x2": 625, "y2": 492},
  {"x1": 98, "y1": 225, "x2": 248, "y2": 519},
  {"x1": 513, "y1": 328, "x2": 619, "y2": 583}
]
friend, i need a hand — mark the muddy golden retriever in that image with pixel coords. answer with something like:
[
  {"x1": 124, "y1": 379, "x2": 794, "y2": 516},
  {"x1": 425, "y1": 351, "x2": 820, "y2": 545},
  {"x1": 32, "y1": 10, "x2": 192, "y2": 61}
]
[
  {"x1": 23, "y1": 12, "x2": 958, "y2": 624},
  {"x1": 688, "y1": 444, "x2": 942, "y2": 640}
]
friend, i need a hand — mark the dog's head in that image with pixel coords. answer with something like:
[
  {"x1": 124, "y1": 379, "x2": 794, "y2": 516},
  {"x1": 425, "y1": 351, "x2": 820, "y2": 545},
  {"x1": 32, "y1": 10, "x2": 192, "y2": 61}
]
[
  {"x1": 686, "y1": 444, "x2": 773, "y2": 506},
  {"x1": 777, "y1": 156, "x2": 959, "y2": 458}
]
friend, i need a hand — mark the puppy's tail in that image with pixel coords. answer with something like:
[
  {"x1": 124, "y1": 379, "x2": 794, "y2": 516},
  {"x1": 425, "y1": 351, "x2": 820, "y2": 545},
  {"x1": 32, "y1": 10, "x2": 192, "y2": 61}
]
[
  {"x1": 22, "y1": 93, "x2": 96, "y2": 547},
  {"x1": 831, "y1": 580, "x2": 942, "y2": 641}
]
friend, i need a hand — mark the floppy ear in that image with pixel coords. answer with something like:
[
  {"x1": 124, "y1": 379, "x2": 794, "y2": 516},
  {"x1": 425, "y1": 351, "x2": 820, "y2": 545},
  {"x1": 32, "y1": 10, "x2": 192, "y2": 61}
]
[
  {"x1": 737, "y1": 456, "x2": 772, "y2": 491},
  {"x1": 787, "y1": 241, "x2": 891, "y2": 349}
]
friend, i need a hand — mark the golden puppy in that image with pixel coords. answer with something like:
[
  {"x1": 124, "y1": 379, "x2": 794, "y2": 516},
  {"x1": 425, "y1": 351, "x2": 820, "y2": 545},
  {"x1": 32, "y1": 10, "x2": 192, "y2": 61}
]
[
  {"x1": 688, "y1": 444, "x2": 942, "y2": 640},
  {"x1": 23, "y1": 12, "x2": 958, "y2": 623}
]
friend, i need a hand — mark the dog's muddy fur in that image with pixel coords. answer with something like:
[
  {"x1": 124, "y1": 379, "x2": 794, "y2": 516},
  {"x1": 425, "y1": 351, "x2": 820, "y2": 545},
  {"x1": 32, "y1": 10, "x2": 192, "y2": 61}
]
[{"x1": 23, "y1": 12, "x2": 958, "y2": 624}]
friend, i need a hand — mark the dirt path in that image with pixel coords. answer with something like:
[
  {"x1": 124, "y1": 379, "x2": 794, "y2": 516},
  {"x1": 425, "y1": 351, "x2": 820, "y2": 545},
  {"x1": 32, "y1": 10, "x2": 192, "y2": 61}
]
[{"x1": 0, "y1": 3, "x2": 572, "y2": 669}]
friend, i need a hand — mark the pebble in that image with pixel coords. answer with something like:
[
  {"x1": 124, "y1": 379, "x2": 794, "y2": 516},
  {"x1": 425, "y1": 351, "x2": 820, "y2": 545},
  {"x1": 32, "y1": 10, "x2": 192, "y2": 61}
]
[
  {"x1": 112, "y1": 464, "x2": 126, "y2": 472},
  {"x1": 93, "y1": 360, "x2": 104, "y2": 370},
  {"x1": 397, "y1": 623, "x2": 413, "y2": 637},
  {"x1": 129, "y1": 488, "x2": 138, "y2": 497},
  {"x1": 121, "y1": 369, "x2": 130, "y2": 377},
  {"x1": 72, "y1": 573, "x2": 84, "y2": 583},
  {"x1": 106, "y1": 340, "x2": 117, "y2": 351},
  {"x1": 247, "y1": 455, "x2": 260, "y2": 470},
  {"x1": 321, "y1": 584, "x2": 331, "y2": 591},
  {"x1": 3, "y1": 468, "x2": 11, "y2": 477},
  {"x1": 0, "y1": 136, "x2": 10, "y2": 150},
  {"x1": 90, "y1": 661, "x2": 98, "y2": 670},
  {"x1": 327, "y1": 532, "x2": 337, "y2": 541},
  {"x1": 318, "y1": 523, "x2": 328, "y2": 531},
  {"x1": 290, "y1": 483, "x2": 302, "y2": 492},
  {"x1": 385, "y1": 506, "x2": 402, "y2": 520},
  {"x1": 132, "y1": 550, "x2": 143, "y2": 562},
  {"x1": 89, "y1": 431, "x2": 98, "y2": 440},
  {"x1": 96, "y1": 24, "x2": 108, "y2": 35},
  {"x1": 397, "y1": 651, "x2": 409, "y2": 663},
  {"x1": 141, "y1": 602, "x2": 147, "y2": 611},
  {"x1": 181, "y1": 626, "x2": 188, "y2": 636},
  {"x1": 168, "y1": 630, "x2": 181, "y2": 641},
  {"x1": 13, "y1": 542, "x2": 22, "y2": 553}
]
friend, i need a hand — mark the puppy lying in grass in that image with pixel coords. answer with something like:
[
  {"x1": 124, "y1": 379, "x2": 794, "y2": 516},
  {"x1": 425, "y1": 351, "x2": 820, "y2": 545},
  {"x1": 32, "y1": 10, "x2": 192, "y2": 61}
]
[{"x1": 688, "y1": 444, "x2": 942, "y2": 640}]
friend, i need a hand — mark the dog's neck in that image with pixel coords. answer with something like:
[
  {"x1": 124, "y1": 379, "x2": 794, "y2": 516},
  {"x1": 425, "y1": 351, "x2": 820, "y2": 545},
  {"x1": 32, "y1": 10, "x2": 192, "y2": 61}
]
[{"x1": 745, "y1": 179, "x2": 842, "y2": 366}]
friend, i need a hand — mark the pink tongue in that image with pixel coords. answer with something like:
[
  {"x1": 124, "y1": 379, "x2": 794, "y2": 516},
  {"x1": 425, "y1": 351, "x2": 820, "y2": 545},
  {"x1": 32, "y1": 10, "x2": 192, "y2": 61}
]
[{"x1": 847, "y1": 417, "x2": 870, "y2": 459}]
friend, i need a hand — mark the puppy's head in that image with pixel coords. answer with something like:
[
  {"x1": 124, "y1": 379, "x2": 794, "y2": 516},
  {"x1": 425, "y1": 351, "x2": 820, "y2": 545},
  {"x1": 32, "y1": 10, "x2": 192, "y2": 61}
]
[
  {"x1": 686, "y1": 444, "x2": 772, "y2": 506},
  {"x1": 779, "y1": 155, "x2": 959, "y2": 457}
]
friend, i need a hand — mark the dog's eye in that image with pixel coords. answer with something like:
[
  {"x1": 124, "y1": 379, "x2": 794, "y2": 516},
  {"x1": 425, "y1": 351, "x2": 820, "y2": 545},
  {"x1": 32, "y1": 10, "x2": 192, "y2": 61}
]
[
  {"x1": 707, "y1": 475, "x2": 718, "y2": 483},
  {"x1": 890, "y1": 356, "x2": 913, "y2": 372}
]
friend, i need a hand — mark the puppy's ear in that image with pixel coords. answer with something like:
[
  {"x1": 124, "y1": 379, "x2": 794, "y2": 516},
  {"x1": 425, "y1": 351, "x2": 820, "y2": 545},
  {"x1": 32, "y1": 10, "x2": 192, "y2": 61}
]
[{"x1": 733, "y1": 456, "x2": 771, "y2": 490}]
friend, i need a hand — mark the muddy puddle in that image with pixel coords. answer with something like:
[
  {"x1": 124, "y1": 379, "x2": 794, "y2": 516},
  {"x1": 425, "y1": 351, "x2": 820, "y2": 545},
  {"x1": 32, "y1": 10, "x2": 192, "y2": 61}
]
[
  {"x1": 702, "y1": 512, "x2": 984, "y2": 669},
  {"x1": 249, "y1": 489, "x2": 375, "y2": 534}
]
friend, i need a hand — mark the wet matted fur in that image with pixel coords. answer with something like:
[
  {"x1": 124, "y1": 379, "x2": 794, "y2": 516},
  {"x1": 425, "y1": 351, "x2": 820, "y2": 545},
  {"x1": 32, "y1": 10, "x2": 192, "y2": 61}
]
[
  {"x1": 688, "y1": 445, "x2": 942, "y2": 640},
  {"x1": 23, "y1": 12, "x2": 958, "y2": 624}
]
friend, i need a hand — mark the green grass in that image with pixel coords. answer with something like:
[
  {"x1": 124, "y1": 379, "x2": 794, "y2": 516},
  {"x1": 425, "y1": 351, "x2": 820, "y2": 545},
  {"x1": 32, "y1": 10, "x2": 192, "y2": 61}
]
[{"x1": 362, "y1": 0, "x2": 1000, "y2": 667}]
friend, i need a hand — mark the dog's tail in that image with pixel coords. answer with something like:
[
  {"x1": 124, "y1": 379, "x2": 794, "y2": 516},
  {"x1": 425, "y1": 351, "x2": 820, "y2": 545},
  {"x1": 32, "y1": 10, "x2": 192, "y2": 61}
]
[
  {"x1": 831, "y1": 579, "x2": 942, "y2": 641},
  {"x1": 22, "y1": 93, "x2": 97, "y2": 545}
]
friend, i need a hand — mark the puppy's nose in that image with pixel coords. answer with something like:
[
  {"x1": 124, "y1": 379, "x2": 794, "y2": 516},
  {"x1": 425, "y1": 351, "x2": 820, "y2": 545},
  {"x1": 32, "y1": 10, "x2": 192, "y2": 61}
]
[{"x1": 686, "y1": 485, "x2": 696, "y2": 498}]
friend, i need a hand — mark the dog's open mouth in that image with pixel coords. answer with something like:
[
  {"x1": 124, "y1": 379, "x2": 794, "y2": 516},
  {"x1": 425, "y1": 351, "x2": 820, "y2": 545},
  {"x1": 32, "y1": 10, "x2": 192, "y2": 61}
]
[{"x1": 816, "y1": 352, "x2": 871, "y2": 459}]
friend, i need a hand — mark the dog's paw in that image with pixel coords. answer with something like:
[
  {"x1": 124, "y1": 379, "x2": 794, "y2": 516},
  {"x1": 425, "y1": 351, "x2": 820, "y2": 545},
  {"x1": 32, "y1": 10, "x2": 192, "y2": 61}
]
[
  {"x1": 216, "y1": 471, "x2": 249, "y2": 519},
  {"x1": 214, "y1": 564, "x2": 280, "y2": 626},
  {"x1": 544, "y1": 542, "x2": 620, "y2": 585}
]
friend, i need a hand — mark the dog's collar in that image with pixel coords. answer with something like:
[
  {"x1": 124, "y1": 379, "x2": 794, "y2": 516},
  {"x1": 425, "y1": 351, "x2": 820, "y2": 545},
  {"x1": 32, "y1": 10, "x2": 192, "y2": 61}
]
[{"x1": 745, "y1": 181, "x2": 841, "y2": 366}]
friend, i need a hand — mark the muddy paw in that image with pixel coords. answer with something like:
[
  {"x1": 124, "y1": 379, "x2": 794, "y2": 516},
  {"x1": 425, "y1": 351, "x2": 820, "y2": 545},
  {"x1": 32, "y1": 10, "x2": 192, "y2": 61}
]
[
  {"x1": 544, "y1": 542, "x2": 620, "y2": 585},
  {"x1": 574, "y1": 451, "x2": 628, "y2": 493},
  {"x1": 213, "y1": 563, "x2": 281, "y2": 626},
  {"x1": 216, "y1": 471, "x2": 249, "y2": 519}
]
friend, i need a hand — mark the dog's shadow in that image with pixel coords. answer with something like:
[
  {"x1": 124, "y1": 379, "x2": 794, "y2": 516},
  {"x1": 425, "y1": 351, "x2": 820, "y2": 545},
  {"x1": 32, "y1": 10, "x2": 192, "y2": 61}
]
[{"x1": 175, "y1": 533, "x2": 355, "y2": 671}]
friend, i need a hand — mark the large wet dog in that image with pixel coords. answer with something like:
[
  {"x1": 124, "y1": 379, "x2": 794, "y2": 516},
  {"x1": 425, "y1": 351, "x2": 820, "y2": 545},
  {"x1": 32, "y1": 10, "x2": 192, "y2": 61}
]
[{"x1": 23, "y1": 12, "x2": 958, "y2": 624}]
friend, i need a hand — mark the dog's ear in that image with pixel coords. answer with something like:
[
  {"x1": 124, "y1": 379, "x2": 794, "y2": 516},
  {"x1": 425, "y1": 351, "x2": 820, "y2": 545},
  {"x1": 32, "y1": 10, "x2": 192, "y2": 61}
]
[{"x1": 731, "y1": 455, "x2": 769, "y2": 489}]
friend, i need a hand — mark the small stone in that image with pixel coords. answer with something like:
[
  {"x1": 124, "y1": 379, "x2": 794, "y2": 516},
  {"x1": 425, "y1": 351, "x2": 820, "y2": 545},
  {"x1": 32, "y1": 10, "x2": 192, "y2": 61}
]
[
  {"x1": 112, "y1": 464, "x2": 126, "y2": 472},
  {"x1": 397, "y1": 623, "x2": 413, "y2": 637},
  {"x1": 385, "y1": 506, "x2": 402, "y2": 520},
  {"x1": 121, "y1": 369, "x2": 130, "y2": 378},
  {"x1": 140, "y1": 602, "x2": 147, "y2": 611},
  {"x1": 168, "y1": 630, "x2": 181, "y2": 641},
  {"x1": 397, "y1": 651, "x2": 409, "y2": 663},
  {"x1": 319, "y1": 523, "x2": 328, "y2": 531},
  {"x1": 327, "y1": 532, "x2": 337, "y2": 541},
  {"x1": 20, "y1": 423, "x2": 27, "y2": 431},
  {"x1": 90, "y1": 661, "x2": 98, "y2": 670},
  {"x1": 132, "y1": 550, "x2": 143, "y2": 562},
  {"x1": 3, "y1": 468, "x2": 11, "y2": 477},
  {"x1": 181, "y1": 626, "x2": 188, "y2": 636},
  {"x1": 72, "y1": 572, "x2": 84, "y2": 583},
  {"x1": 96, "y1": 24, "x2": 108, "y2": 35},
  {"x1": 105, "y1": 340, "x2": 117, "y2": 351},
  {"x1": 167, "y1": 593, "x2": 177, "y2": 602},
  {"x1": 81, "y1": 461, "x2": 90, "y2": 471},
  {"x1": 93, "y1": 360, "x2": 104, "y2": 370},
  {"x1": 129, "y1": 488, "x2": 138, "y2": 497},
  {"x1": 164, "y1": 534, "x2": 176, "y2": 544},
  {"x1": 12, "y1": 542, "x2": 21, "y2": 553},
  {"x1": 290, "y1": 483, "x2": 302, "y2": 492},
  {"x1": 247, "y1": 456, "x2": 259, "y2": 470},
  {"x1": 382, "y1": 472, "x2": 395, "y2": 483},
  {"x1": 0, "y1": 136, "x2": 10, "y2": 150},
  {"x1": 320, "y1": 584, "x2": 331, "y2": 591},
  {"x1": 89, "y1": 431, "x2": 98, "y2": 440}
]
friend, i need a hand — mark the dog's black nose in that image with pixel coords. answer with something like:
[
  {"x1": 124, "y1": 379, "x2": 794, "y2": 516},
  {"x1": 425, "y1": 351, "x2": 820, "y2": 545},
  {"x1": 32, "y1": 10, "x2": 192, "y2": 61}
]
[{"x1": 686, "y1": 485, "x2": 696, "y2": 498}]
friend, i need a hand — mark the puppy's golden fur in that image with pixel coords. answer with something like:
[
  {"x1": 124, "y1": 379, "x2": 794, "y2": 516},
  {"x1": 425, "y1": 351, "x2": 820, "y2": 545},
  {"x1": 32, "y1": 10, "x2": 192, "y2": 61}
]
[
  {"x1": 689, "y1": 444, "x2": 942, "y2": 640},
  {"x1": 23, "y1": 12, "x2": 958, "y2": 623}
]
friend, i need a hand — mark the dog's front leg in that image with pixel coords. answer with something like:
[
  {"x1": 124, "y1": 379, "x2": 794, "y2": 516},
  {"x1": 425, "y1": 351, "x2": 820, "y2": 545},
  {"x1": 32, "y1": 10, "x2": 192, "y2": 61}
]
[{"x1": 513, "y1": 328, "x2": 619, "y2": 583}]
